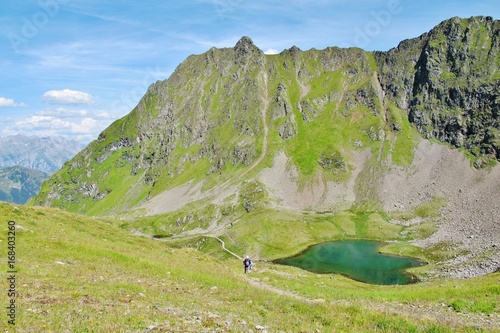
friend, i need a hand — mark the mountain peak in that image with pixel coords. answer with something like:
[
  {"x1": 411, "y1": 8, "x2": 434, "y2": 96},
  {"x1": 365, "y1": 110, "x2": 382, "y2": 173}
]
[
  {"x1": 32, "y1": 16, "x2": 500, "y2": 214},
  {"x1": 234, "y1": 36, "x2": 262, "y2": 57},
  {"x1": 235, "y1": 36, "x2": 254, "y2": 47}
]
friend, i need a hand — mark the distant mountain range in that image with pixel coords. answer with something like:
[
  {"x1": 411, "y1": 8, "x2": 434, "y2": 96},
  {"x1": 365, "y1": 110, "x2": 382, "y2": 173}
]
[
  {"x1": 0, "y1": 135, "x2": 86, "y2": 173},
  {"x1": 0, "y1": 135, "x2": 85, "y2": 204},
  {"x1": 0, "y1": 166, "x2": 49, "y2": 204}
]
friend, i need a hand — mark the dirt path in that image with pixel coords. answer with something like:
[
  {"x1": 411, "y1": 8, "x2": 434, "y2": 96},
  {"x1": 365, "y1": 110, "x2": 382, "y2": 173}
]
[
  {"x1": 245, "y1": 276, "x2": 326, "y2": 304},
  {"x1": 366, "y1": 300, "x2": 500, "y2": 331},
  {"x1": 242, "y1": 268, "x2": 500, "y2": 331},
  {"x1": 209, "y1": 235, "x2": 242, "y2": 260}
]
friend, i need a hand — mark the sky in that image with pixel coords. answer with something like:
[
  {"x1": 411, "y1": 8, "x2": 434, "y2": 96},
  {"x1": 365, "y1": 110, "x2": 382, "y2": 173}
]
[{"x1": 1, "y1": 0, "x2": 499, "y2": 144}]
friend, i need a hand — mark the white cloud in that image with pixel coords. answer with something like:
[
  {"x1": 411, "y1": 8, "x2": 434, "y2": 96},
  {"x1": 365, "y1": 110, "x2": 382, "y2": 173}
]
[
  {"x1": 72, "y1": 117, "x2": 99, "y2": 133},
  {"x1": 264, "y1": 48, "x2": 279, "y2": 55},
  {"x1": 42, "y1": 89, "x2": 95, "y2": 105},
  {"x1": 15, "y1": 115, "x2": 99, "y2": 134},
  {"x1": 0, "y1": 97, "x2": 27, "y2": 107},
  {"x1": 96, "y1": 111, "x2": 115, "y2": 119},
  {"x1": 14, "y1": 115, "x2": 61, "y2": 129},
  {"x1": 36, "y1": 107, "x2": 89, "y2": 117},
  {"x1": 10, "y1": 114, "x2": 111, "y2": 143},
  {"x1": 35, "y1": 108, "x2": 120, "y2": 121}
]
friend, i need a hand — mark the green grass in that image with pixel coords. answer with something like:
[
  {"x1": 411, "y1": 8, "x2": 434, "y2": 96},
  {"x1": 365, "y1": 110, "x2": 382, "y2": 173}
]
[
  {"x1": 284, "y1": 100, "x2": 383, "y2": 181},
  {"x1": 414, "y1": 197, "x2": 446, "y2": 218},
  {"x1": 388, "y1": 197, "x2": 446, "y2": 222},
  {"x1": 1, "y1": 202, "x2": 498, "y2": 332},
  {"x1": 421, "y1": 241, "x2": 470, "y2": 262},
  {"x1": 388, "y1": 104, "x2": 420, "y2": 166},
  {"x1": 209, "y1": 208, "x2": 411, "y2": 260},
  {"x1": 451, "y1": 298, "x2": 497, "y2": 314},
  {"x1": 262, "y1": 50, "x2": 388, "y2": 187}
]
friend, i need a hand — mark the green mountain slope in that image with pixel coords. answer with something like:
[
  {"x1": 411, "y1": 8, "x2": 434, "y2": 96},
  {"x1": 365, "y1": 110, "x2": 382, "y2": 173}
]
[
  {"x1": 29, "y1": 39, "x2": 400, "y2": 215},
  {"x1": 2, "y1": 202, "x2": 498, "y2": 332},
  {"x1": 0, "y1": 166, "x2": 49, "y2": 204},
  {"x1": 29, "y1": 17, "x2": 500, "y2": 281},
  {"x1": 31, "y1": 16, "x2": 499, "y2": 215}
]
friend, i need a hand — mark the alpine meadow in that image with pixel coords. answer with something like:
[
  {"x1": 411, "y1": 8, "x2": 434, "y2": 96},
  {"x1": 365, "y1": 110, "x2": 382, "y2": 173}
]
[{"x1": 4, "y1": 16, "x2": 499, "y2": 332}]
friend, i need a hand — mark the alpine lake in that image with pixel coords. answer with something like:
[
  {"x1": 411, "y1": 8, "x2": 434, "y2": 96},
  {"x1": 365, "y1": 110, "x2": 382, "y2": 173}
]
[{"x1": 273, "y1": 240, "x2": 426, "y2": 285}]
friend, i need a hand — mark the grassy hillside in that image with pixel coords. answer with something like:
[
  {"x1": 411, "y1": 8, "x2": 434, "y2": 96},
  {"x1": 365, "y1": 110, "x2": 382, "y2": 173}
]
[
  {"x1": 1, "y1": 202, "x2": 498, "y2": 332},
  {"x1": 32, "y1": 17, "x2": 498, "y2": 217},
  {"x1": 30, "y1": 35, "x2": 420, "y2": 216},
  {"x1": 118, "y1": 203, "x2": 438, "y2": 262}
]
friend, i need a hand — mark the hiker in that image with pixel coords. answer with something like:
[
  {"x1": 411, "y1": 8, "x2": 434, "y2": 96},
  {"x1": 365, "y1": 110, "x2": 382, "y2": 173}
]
[{"x1": 243, "y1": 256, "x2": 251, "y2": 273}]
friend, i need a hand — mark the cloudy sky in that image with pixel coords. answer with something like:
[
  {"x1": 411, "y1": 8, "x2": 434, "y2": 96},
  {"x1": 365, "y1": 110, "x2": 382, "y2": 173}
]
[{"x1": 1, "y1": 0, "x2": 499, "y2": 143}]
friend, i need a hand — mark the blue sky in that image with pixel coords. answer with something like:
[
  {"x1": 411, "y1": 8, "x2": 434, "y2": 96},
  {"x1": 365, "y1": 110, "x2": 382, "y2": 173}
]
[{"x1": 1, "y1": 0, "x2": 499, "y2": 143}]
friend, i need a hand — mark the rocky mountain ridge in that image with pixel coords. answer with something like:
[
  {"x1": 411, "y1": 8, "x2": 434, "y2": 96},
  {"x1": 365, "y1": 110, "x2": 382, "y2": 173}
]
[
  {"x1": 30, "y1": 16, "x2": 499, "y2": 279},
  {"x1": 0, "y1": 135, "x2": 86, "y2": 173},
  {"x1": 33, "y1": 16, "x2": 499, "y2": 214},
  {"x1": 376, "y1": 16, "x2": 499, "y2": 167}
]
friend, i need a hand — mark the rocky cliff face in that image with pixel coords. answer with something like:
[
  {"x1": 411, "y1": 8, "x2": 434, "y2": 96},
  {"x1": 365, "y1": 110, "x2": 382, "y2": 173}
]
[
  {"x1": 376, "y1": 16, "x2": 499, "y2": 167},
  {"x1": 31, "y1": 16, "x2": 499, "y2": 215}
]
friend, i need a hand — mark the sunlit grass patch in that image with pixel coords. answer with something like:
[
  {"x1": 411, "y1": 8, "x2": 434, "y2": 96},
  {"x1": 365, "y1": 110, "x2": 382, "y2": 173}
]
[{"x1": 2, "y1": 202, "x2": 498, "y2": 332}]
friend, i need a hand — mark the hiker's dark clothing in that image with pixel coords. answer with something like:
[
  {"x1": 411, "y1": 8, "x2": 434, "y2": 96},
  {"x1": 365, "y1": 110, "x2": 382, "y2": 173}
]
[{"x1": 243, "y1": 258, "x2": 251, "y2": 273}]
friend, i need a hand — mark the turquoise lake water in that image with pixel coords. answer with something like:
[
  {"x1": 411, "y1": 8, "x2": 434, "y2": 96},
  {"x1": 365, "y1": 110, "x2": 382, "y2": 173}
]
[{"x1": 273, "y1": 240, "x2": 425, "y2": 285}]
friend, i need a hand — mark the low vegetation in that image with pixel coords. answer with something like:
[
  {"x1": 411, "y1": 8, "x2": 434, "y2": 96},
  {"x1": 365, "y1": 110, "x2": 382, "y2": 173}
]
[{"x1": 2, "y1": 203, "x2": 498, "y2": 332}]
